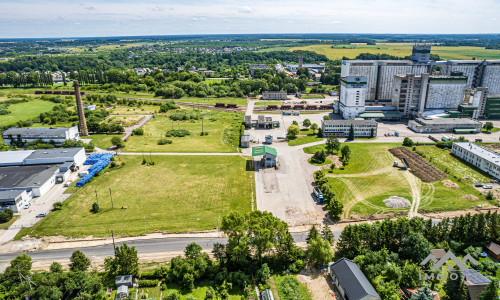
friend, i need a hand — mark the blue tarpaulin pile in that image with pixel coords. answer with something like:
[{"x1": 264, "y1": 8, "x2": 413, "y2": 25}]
[{"x1": 76, "y1": 153, "x2": 115, "y2": 187}]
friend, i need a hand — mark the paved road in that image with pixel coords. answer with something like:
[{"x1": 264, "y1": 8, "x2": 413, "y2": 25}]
[
  {"x1": 0, "y1": 232, "x2": 314, "y2": 269},
  {"x1": 122, "y1": 114, "x2": 153, "y2": 141}
]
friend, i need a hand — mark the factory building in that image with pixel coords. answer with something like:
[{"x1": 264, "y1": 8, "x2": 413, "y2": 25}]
[
  {"x1": 322, "y1": 119, "x2": 378, "y2": 138},
  {"x1": 451, "y1": 143, "x2": 500, "y2": 180},
  {"x1": 284, "y1": 63, "x2": 325, "y2": 73},
  {"x1": 2, "y1": 126, "x2": 79, "y2": 147},
  {"x1": 249, "y1": 64, "x2": 272, "y2": 77},
  {"x1": 0, "y1": 190, "x2": 31, "y2": 213},
  {"x1": 339, "y1": 76, "x2": 367, "y2": 119},
  {"x1": 0, "y1": 148, "x2": 85, "y2": 199},
  {"x1": 440, "y1": 60, "x2": 500, "y2": 94},
  {"x1": 408, "y1": 117, "x2": 482, "y2": 134},
  {"x1": 391, "y1": 74, "x2": 467, "y2": 117},
  {"x1": 411, "y1": 45, "x2": 432, "y2": 63},
  {"x1": 261, "y1": 91, "x2": 287, "y2": 100}
]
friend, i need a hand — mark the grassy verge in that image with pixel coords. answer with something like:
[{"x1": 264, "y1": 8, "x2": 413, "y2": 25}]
[
  {"x1": 0, "y1": 100, "x2": 56, "y2": 127},
  {"x1": 255, "y1": 101, "x2": 282, "y2": 106},
  {"x1": 90, "y1": 134, "x2": 123, "y2": 150},
  {"x1": 21, "y1": 155, "x2": 253, "y2": 238},
  {"x1": 308, "y1": 158, "x2": 332, "y2": 166},
  {"x1": 0, "y1": 215, "x2": 20, "y2": 229}
]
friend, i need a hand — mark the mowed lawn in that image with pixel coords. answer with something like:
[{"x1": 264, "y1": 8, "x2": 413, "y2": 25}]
[
  {"x1": 90, "y1": 134, "x2": 123, "y2": 149},
  {"x1": 29, "y1": 155, "x2": 253, "y2": 237},
  {"x1": 109, "y1": 105, "x2": 160, "y2": 115},
  {"x1": 0, "y1": 100, "x2": 56, "y2": 127},
  {"x1": 289, "y1": 44, "x2": 500, "y2": 60},
  {"x1": 304, "y1": 143, "x2": 490, "y2": 217},
  {"x1": 124, "y1": 111, "x2": 242, "y2": 153}
]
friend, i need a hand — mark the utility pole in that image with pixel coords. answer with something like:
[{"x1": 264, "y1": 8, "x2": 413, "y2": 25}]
[
  {"x1": 144, "y1": 216, "x2": 146, "y2": 234},
  {"x1": 111, "y1": 230, "x2": 116, "y2": 252},
  {"x1": 202, "y1": 119, "x2": 204, "y2": 134},
  {"x1": 95, "y1": 190, "x2": 99, "y2": 206},
  {"x1": 109, "y1": 188, "x2": 114, "y2": 208}
]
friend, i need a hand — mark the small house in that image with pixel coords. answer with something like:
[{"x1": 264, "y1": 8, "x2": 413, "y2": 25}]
[
  {"x1": 115, "y1": 275, "x2": 133, "y2": 288},
  {"x1": 330, "y1": 258, "x2": 381, "y2": 300},
  {"x1": 115, "y1": 285, "x2": 129, "y2": 299},
  {"x1": 485, "y1": 241, "x2": 500, "y2": 260},
  {"x1": 252, "y1": 146, "x2": 278, "y2": 168},
  {"x1": 463, "y1": 269, "x2": 491, "y2": 300}
]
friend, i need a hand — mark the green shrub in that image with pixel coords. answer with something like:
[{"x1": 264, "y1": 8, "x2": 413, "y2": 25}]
[
  {"x1": 0, "y1": 208, "x2": 13, "y2": 223},
  {"x1": 157, "y1": 138, "x2": 173, "y2": 145},
  {"x1": 90, "y1": 202, "x2": 99, "y2": 214},
  {"x1": 165, "y1": 129, "x2": 191, "y2": 137},
  {"x1": 132, "y1": 128, "x2": 144, "y2": 136},
  {"x1": 310, "y1": 150, "x2": 326, "y2": 164},
  {"x1": 137, "y1": 279, "x2": 159, "y2": 288}
]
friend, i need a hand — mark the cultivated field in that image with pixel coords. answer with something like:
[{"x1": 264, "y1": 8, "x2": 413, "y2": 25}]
[
  {"x1": 24, "y1": 155, "x2": 253, "y2": 237},
  {"x1": 0, "y1": 100, "x2": 56, "y2": 127},
  {"x1": 124, "y1": 110, "x2": 242, "y2": 153},
  {"x1": 304, "y1": 143, "x2": 491, "y2": 218},
  {"x1": 289, "y1": 44, "x2": 500, "y2": 60}
]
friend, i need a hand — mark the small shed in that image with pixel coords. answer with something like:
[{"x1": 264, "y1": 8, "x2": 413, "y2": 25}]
[
  {"x1": 430, "y1": 249, "x2": 447, "y2": 260},
  {"x1": 115, "y1": 275, "x2": 133, "y2": 288},
  {"x1": 261, "y1": 289, "x2": 275, "y2": 300},
  {"x1": 486, "y1": 242, "x2": 500, "y2": 260},
  {"x1": 241, "y1": 134, "x2": 250, "y2": 148},
  {"x1": 252, "y1": 145, "x2": 278, "y2": 168},
  {"x1": 115, "y1": 285, "x2": 129, "y2": 299}
]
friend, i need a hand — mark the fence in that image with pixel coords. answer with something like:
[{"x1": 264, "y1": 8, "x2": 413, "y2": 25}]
[{"x1": 76, "y1": 153, "x2": 115, "y2": 187}]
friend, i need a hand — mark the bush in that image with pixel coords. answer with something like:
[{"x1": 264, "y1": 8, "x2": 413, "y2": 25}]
[
  {"x1": 169, "y1": 110, "x2": 199, "y2": 121},
  {"x1": 138, "y1": 279, "x2": 159, "y2": 288},
  {"x1": 157, "y1": 138, "x2": 173, "y2": 145},
  {"x1": 403, "y1": 137, "x2": 414, "y2": 147},
  {"x1": 311, "y1": 150, "x2": 326, "y2": 164},
  {"x1": 288, "y1": 259, "x2": 305, "y2": 273},
  {"x1": 90, "y1": 202, "x2": 99, "y2": 214},
  {"x1": 111, "y1": 136, "x2": 124, "y2": 148},
  {"x1": 200, "y1": 132, "x2": 209, "y2": 136},
  {"x1": 0, "y1": 208, "x2": 13, "y2": 223},
  {"x1": 279, "y1": 276, "x2": 302, "y2": 299},
  {"x1": 165, "y1": 129, "x2": 191, "y2": 137},
  {"x1": 132, "y1": 128, "x2": 144, "y2": 136},
  {"x1": 53, "y1": 202, "x2": 63, "y2": 210}
]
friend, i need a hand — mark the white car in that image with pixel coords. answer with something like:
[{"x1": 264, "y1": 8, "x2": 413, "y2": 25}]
[
  {"x1": 484, "y1": 185, "x2": 493, "y2": 189},
  {"x1": 24, "y1": 203, "x2": 31, "y2": 209},
  {"x1": 64, "y1": 181, "x2": 72, "y2": 187}
]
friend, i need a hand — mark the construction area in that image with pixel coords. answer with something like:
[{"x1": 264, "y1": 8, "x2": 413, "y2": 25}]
[{"x1": 389, "y1": 147, "x2": 447, "y2": 182}]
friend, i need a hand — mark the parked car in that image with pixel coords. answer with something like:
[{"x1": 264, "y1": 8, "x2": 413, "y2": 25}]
[
  {"x1": 64, "y1": 181, "x2": 72, "y2": 187},
  {"x1": 24, "y1": 203, "x2": 31, "y2": 209},
  {"x1": 475, "y1": 184, "x2": 483, "y2": 187},
  {"x1": 484, "y1": 185, "x2": 493, "y2": 189},
  {"x1": 36, "y1": 213, "x2": 46, "y2": 218}
]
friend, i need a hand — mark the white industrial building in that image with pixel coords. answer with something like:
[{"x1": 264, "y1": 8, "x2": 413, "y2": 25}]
[
  {"x1": 261, "y1": 91, "x2": 287, "y2": 100},
  {"x1": 408, "y1": 117, "x2": 482, "y2": 134},
  {"x1": 339, "y1": 76, "x2": 367, "y2": 119},
  {"x1": 440, "y1": 60, "x2": 500, "y2": 94},
  {"x1": 0, "y1": 148, "x2": 85, "y2": 200},
  {"x1": 2, "y1": 126, "x2": 79, "y2": 146},
  {"x1": 451, "y1": 143, "x2": 500, "y2": 180},
  {"x1": 0, "y1": 190, "x2": 31, "y2": 213},
  {"x1": 391, "y1": 74, "x2": 468, "y2": 117},
  {"x1": 322, "y1": 119, "x2": 378, "y2": 138}
]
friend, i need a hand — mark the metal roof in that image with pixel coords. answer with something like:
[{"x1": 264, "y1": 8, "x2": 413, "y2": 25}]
[
  {"x1": 0, "y1": 164, "x2": 60, "y2": 189},
  {"x1": 463, "y1": 269, "x2": 491, "y2": 285},
  {"x1": 453, "y1": 143, "x2": 500, "y2": 166},
  {"x1": 24, "y1": 148, "x2": 84, "y2": 162},
  {"x1": 241, "y1": 135, "x2": 250, "y2": 142},
  {"x1": 2, "y1": 127, "x2": 74, "y2": 137},
  {"x1": 0, "y1": 150, "x2": 34, "y2": 166},
  {"x1": 360, "y1": 111, "x2": 402, "y2": 118},
  {"x1": 0, "y1": 190, "x2": 24, "y2": 200},
  {"x1": 252, "y1": 146, "x2": 277, "y2": 157},
  {"x1": 486, "y1": 242, "x2": 500, "y2": 255},
  {"x1": 330, "y1": 258, "x2": 381, "y2": 299},
  {"x1": 323, "y1": 119, "x2": 377, "y2": 126}
]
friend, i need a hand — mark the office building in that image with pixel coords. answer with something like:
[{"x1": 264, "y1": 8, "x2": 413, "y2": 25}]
[
  {"x1": 339, "y1": 76, "x2": 367, "y2": 119},
  {"x1": 452, "y1": 143, "x2": 500, "y2": 180},
  {"x1": 322, "y1": 119, "x2": 378, "y2": 138}
]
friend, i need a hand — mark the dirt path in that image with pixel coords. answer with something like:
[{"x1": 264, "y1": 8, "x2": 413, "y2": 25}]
[
  {"x1": 339, "y1": 178, "x2": 365, "y2": 219},
  {"x1": 325, "y1": 166, "x2": 393, "y2": 178},
  {"x1": 404, "y1": 171, "x2": 422, "y2": 218},
  {"x1": 297, "y1": 268, "x2": 336, "y2": 300}
]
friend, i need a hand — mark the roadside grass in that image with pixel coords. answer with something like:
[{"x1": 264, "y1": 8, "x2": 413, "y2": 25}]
[
  {"x1": 124, "y1": 110, "x2": 242, "y2": 153},
  {"x1": 274, "y1": 275, "x2": 312, "y2": 300},
  {"x1": 177, "y1": 97, "x2": 247, "y2": 106},
  {"x1": 109, "y1": 105, "x2": 159, "y2": 115},
  {"x1": 289, "y1": 44, "x2": 500, "y2": 60},
  {"x1": 300, "y1": 94, "x2": 324, "y2": 99},
  {"x1": 288, "y1": 128, "x2": 322, "y2": 146},
  {"x1": 20, "y1": 155, "x2": 253, "y2": 238},
  {"x1": 481, "y1": 127, "x2": 500, "y2": 133},
  {"x1": 90, "y1": 134, "x2": 123, "y2": 149},
  {"x1": 0, "y1": 100, "x2": 56, "y2": 127},
  {"x1": 0, "y1": 215, "x2": 20, "y2": 229},
  {"x1": 306, "y1": 143, "x2": 490, "y2": 217},
  {"x1": 414, "y1": 145, "x2": 491, "y2": 183},
  {"x1": 108, "y1": 115, "x2": 144, "y2": 127}
]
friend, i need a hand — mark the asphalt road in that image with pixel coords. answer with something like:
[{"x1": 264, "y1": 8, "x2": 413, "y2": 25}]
[{"x1": 0, "y1": 232, "x2": 315, "y2": 268}]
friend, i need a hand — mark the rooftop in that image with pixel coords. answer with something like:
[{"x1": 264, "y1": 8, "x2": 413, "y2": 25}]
[
  {"x1": 24, "y1": 148, "x2": 84, "y2": 162},
  {"x1": 0, "y1": 164, "x2": 60, "y2": 189},
  {"x1": 463, "y1": 269, "x2": 491, "y2": 285},
  {"x1": 453, "y1": 143, "x2": 500, "y2": 166},
  {"x1": 486, "y1": 242, "x2": 500, "y2": 255},
  {"x1": 415, "y1": 118, "x2": 482, "y2": 125},
  {"x1": 0, "y1": 150, "x2": 34, "y2": 166},
  {"x1": 0, "y1": 190, "x2": 24, "y2": 200},
  {"x1": 252, "y1": 145, "x2": 277, "y2": 157},
  {"x1": 2, "y1": 126, "x2": 75, "y2": 137},
  {"x1": 330, "y1": 258, "x2": 380, "y2": 299}
]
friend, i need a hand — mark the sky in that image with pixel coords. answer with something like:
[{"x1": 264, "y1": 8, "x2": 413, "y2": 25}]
[{"x1": 0, "y1": 0, "x2": 499, "y2": 38}]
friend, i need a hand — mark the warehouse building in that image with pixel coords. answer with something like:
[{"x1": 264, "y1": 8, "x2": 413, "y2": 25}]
[
  {"x1": 391, "y1": 74, "x2": 468, "y2": 118},
  {"x1": 440, "y1": 60, "x2": 500, "y2": 94},
  {"x1": 261, "y1": 91, "x2": 287, "y2": 100},
  {"x1": 339, "y1": 76, "x2": 367, "y2": 119},
  {"x1": 0, "y1": 190, "x2": 31, "y2": 213},
  {"x1": 408, "y1": 118, "x2": 482, "y2": 134},
  {"x1": 322, "y1": 119, "x2": 377, "y2": 138},
  {"x1": 284, "y1": 63, "x2": 325, "y2": 73},
  {"x1": 249, "y1": 64, "x2": 272, "y2": 77},
  {"x1": 2, "y1": 126, "x2": 79, "y2": 146},
  {"x1": 451, "y1": 143, "x2": 500, "y2": 180},
  {"x1": 0, "y1": 148, "x2": 85, "y2": 199}
]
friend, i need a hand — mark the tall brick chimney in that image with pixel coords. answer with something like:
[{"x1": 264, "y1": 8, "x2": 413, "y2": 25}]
[{"x1": 73, "y1": 80, "x2": 89, "y2": 136}]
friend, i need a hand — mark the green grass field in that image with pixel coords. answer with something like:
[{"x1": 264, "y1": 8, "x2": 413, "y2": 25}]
[
  {"x1": 304, "y1": 143, "x2": 490, "y2": 217},
  {"x1": 162, "y1": 281, "x2": 244, "y2": 299},
  {"x1": 124, "y1": 110, "x2": 242, "y2": 153},
  {"x1": 109, "y1": 105, "x2": 160, "y2": 115},
  {"x1": 289, "y1": 44, "x2": 500, "y2": 60},
  {"x1": 0, "y1": 100, "x2": 56, "y2": 127},
  {"x1": 23, "y1": 155, "x2": 253, "y2": 238},
  {"x1": 177, "y1": 98, "x2": 247, "y2": 106},
  {"x1": 108, "y1": 115, "x2": 144, "y2": 127},
  {"x1": 90, "y1": 134, "x2": 123, "y2": 149},
  {"x1": 288, "y1": 129, "x2": 323, "y2": 146}
]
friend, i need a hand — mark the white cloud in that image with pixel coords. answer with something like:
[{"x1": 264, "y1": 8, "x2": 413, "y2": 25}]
[{"x1": 238, "y1": 6, "x2": 252, "y2": 13}]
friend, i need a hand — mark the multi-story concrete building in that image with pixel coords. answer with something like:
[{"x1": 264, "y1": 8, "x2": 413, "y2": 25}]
[
  {"x1": 2, "y1": 126, "x2": 79, "y2": 146},
  {"x1": 284, "y1": 63, "x2": 325, "y2": 73},
  {"x1": 339, "y1": 76, "x2": 367, "y2": 119},
  {"x1": 391, "y1": 74, "x2": 467, "y2": 118},
  {"x1": 249, "y1": 64, "x2": 272, "y2": 77},
  {"x1": 322, "y1": 119, "x2": 378, "y2": 138},
  {"x1": 440, "y1": 60, "x2": 500, "y2": 94},
  {"x1": 408, "y1": 117, "x2": 482, "y2": 133},
  {"x1": 451, "y1": 142, "x2": 500, "y2": 180},
  {"x1": 411, "y1": 45, "x2": 432, "y2": 63},
  {"x1": 261, "y1": 91, "x2": 287, "y2": 100},
  {"x1": 484, "y1": 94, "x2": 500, "y2": 119}
]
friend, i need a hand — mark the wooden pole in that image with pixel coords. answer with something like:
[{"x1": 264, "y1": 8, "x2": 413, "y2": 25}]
[{"x1": 109, "y1": 188, "x2": 114, "y2": 208}]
